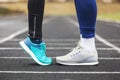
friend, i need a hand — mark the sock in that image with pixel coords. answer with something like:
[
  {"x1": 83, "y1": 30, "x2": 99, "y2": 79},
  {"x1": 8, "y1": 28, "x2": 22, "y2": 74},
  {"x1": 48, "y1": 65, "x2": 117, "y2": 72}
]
[{"x1": 80, "y1": 37, "x2": 96, "y2": 51}]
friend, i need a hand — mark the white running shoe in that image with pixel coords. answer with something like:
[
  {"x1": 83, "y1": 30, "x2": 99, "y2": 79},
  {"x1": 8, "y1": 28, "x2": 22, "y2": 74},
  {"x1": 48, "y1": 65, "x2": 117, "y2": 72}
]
[{"x1": 56, "y1": 41, "x2": 99, "y2": 65}]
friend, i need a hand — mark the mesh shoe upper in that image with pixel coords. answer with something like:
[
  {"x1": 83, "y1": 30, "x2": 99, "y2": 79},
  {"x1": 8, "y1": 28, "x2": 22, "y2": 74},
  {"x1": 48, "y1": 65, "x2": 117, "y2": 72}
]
[{"x1": 23, "y1": 37, "x2": 52, "y2": 65}]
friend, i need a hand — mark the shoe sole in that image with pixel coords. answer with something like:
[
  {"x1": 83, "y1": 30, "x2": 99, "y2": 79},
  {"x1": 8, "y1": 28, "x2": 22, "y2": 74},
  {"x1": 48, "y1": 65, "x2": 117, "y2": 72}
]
[
  {"x1": 19, "y1": 41, "x2": 51, "y2": 66},
  {"x1": 56, "y1": 60, "x2": 99, "y2": 66}
]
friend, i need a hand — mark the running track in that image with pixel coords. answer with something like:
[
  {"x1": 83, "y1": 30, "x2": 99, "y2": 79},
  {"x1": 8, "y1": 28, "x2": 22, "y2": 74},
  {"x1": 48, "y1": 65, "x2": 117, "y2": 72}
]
[{"x1": 0, "y1": 15, "x2": 120, "y2": 80}]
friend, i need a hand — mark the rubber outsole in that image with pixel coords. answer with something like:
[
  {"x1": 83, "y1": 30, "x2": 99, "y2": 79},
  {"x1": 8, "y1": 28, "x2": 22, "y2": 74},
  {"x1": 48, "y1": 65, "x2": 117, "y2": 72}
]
[{"x1": 56, "y1": 60, "x2": 99, "y2": 66}]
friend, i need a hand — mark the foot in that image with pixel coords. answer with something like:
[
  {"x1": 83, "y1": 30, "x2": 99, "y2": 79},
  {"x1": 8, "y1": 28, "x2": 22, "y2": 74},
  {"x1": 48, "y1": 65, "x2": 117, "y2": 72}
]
[
  {"x1": 56, "y1": 41, "x2": 98, "y2": 65},
  {"x1": 19, "y1": 37, "x2": 52, "y2": 66}
]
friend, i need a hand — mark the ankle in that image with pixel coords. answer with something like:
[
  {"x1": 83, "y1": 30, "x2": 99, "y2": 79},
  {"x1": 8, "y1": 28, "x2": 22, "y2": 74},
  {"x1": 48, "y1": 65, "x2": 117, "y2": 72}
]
[
  {"x1": 29, "y1": 37, "x2": 42, "y2": 44},
  {"x1": 80, "y1": 37, "x2": 96, "y2": 51}
]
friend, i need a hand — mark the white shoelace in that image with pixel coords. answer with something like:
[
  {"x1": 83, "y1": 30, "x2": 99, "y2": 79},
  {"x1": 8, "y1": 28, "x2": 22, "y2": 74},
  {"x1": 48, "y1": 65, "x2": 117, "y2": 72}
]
[
  {"x1": 70, "y1": 41, "x2": 81, "y2": 51},
  {"x1": 67, "y1": 41, "x2": 81, "y2": 58}
]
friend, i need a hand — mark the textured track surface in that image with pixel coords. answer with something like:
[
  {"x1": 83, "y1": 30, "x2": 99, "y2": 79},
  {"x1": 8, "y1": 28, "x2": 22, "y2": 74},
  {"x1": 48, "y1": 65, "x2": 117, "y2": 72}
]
[{"x1": 0, "y1": 15, "x2": 120, "y2": 80}]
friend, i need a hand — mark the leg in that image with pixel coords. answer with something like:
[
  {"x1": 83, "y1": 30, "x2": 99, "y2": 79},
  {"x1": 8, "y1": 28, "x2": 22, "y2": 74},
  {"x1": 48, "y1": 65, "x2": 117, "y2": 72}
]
[
  {"x1": 56, "y1": 0, "x2": 98, "y2": 65},
  {"x1": 75, "y1": 0, "x2": 97, "y2": 51},
  {"x1": 19, "y1": 0, "x2": 52, "y2": 65},
  {"x1": 75, "y1": 0, "x2": 97, "y2": 38},
  {"x1": 28, "y1": 0, "x2": 45, "y2": 44}
]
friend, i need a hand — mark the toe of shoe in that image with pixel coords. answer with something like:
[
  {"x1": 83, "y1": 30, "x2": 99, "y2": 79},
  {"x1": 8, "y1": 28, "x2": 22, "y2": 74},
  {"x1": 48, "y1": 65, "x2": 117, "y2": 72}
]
[
  {"x1": 56, "y1": 56, "x2": 62, "y2": 60},
  {"x1": 45, "y1": 57, "x2": 53, "y2": 65},
  {"x1": 56, "y1": 56, "x2": 67, "y2": 62}
]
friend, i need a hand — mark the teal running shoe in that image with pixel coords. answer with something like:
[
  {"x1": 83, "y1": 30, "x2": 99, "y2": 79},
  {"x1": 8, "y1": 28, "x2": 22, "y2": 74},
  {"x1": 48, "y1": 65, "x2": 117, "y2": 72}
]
[{"x1": 19, "y1": 37, "x2": 52, "y2": 65}]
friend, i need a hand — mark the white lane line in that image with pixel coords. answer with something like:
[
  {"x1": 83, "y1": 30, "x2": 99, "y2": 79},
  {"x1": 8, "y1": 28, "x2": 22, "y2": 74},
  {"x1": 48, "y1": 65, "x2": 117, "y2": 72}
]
[
  {"x1": 0, "y1": 28, "x2": 27, "y2": 44},
  {"x1": 96, "y1": 35, "x2": 120, "y2": 53},
  {"x1": 43, "y1": 43, "x2": 107, "y2": 46},
  {"x1": 38, "y1": 43, "x2": 106, "y2": 46},
  {"x1": 10, "y1": 38, "x2": 102, "y2": 44},
  {"x1": 107, "y1": 39, "x2": 120, "y2": 42},
  {"x1": 0, "y1": 57, "x2": 120, "y2": 60},
  {"x1": 0, "y1": 57, "x2": 31, "y2": 59},
  {"x1": 0, "y1": 47, "x2": 114, "y2": 50},
  {"x1": 99, "y1": 57, "x2": 120, "y2": 60},
  {"x1": 10, "y1": 39, "x2": 79, "y2": 42},
  {"x1": 0, "y1": 42, "x2": 105, "y2": 46},
  {"x1": 11, "y1": 38, "x2": 120, "y2": 42},
  {"x1": 0, "y1": 18, "x2": 54, "y2": 44},
  {"x1": 0, "y1": 71, "x2": 120, "y2": 74},
  {"x1": 66, "y1": 18, "x2": 120, "y2": 53},
  {"x1": 47, "y1": 43, "x2": 76, "y2": 46},
  {"x1": 0, "y1": 41, "x2": 107, "y2": 46}
]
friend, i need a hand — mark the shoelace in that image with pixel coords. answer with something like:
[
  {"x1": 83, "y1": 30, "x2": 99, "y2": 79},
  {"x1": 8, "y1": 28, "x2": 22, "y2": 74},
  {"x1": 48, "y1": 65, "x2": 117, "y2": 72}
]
[
  {"x1": 70, "y1": 41, "x2": 81, "y2": 51},
  {"x1": 67, "y1": 41, "x2": 82, "y2": 58}
]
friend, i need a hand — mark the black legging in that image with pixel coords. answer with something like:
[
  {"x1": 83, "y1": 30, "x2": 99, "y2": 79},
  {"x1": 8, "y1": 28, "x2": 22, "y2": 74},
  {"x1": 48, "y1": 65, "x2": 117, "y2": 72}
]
[{"x1": 28, "y1": 0, "x2": 45, "y2": 41}]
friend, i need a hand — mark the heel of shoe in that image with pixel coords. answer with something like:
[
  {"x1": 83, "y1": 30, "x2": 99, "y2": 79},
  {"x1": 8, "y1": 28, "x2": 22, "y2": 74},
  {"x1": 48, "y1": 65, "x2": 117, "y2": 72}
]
[{"x1": 84, "y1": 56, "x2": 99, "y2": 65}]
